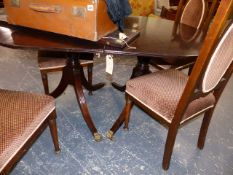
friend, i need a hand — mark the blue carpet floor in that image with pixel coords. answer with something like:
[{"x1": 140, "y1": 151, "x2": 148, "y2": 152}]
[{"x1": 0, "y1": 47, "x2": 233, "y2": 175}]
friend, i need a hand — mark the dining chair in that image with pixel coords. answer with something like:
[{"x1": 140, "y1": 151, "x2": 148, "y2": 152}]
[
  {"x1": 0, "y1": 89, "x2": 60, "y2": 174},
  {"x1": 107, "y1": 0, "x2": 233, "y2": 170},
  {"x1": 38, "y1": 51, "x2": 94, "y2": 95},
  {"x1": 150, "y1": 0, "x2": 211, "y2": 72}
]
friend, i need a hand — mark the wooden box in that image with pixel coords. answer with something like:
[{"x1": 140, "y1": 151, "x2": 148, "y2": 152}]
[{"x1": 3, "y1": 0, "x2": 117, "y2": 41}]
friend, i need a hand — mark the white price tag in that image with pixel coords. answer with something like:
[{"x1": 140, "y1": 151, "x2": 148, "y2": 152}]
[
  {"x1": 119, "y1": 32, "x2": 127, "y2": 40},
  {"x1": 106, "y1": 55, "x2": 114, "y2": 75},
  {"x1": 87, "y1": 5, "x2": 94, "y2": 11}
]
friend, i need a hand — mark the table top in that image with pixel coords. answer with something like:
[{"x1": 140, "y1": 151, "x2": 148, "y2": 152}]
[
  {"x1": 105, "y1": 16, "x2": 204, "y2": 59},
  {"x1": 0, "y1": 16, "x2": 204, "y2": 60}
]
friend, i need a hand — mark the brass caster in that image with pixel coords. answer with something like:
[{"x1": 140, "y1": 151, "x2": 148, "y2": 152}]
[
  {"x1": 123, "y1": 126, "x2": 129, "y2": 131},
  {"x1": 94, "y1": 132, "x2": 102, "y2": 142},
  {"x1": 55, "y1": 149, "x2": 61, "y2": 154},
  {"x1": 106, "y1": 130, "x2": 114, "y2": 140}
]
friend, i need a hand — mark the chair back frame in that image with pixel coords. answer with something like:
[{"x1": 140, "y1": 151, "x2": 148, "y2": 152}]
[{"x1": 172, "y1": 0, "x2": 233, "y2": 126}]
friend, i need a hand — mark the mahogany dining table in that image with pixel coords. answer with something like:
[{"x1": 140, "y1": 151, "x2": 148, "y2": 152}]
[{"x1": 0, "y1": 16, "x2": 205, "y2": 141}]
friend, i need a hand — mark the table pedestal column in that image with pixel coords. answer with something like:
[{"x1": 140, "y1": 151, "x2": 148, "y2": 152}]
[
  {"x1": 112, "y1": 56, "x2": 151, "y2": 91},
  {"x1": 50, "y1": 53, "x2": 104, "y2": 141}
]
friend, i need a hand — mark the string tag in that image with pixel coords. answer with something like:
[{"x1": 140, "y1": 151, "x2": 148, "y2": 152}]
[
  {"x1": 96, "y1": 53, "x2": 101, "y2": 58},
  {"x1": 119, "y1": 32, "x2": 128, "y2": 40},
  {"x1": 106, "y1": 54, "x2": 114, "y2": 75}
]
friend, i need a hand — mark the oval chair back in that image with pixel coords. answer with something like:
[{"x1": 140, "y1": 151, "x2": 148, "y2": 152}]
[
  {"x1": 180, "y1": 0, "x2": 208, "y2": 29},
  {"x1": 201, "y1": 23, "x2": 233, "y2": 93}
]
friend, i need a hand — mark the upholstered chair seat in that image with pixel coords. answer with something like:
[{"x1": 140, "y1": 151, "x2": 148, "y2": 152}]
[
  {"x1": 126, "y1": 69, "x2": 215, "y2": 123},
  {"x1": 0, "y1": 89, "x2": 59, "y2": 173}
]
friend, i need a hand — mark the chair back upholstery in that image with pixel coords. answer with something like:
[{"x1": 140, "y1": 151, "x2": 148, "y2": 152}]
[
  {"x1": 201, "y1": 23, "x2": 233, "y2": 93},
  {"x1": 180, "y1": 0, "x2": 207, "y2": 29},
  {"x1": 173, "y1": 0, "x2": 233, "y2": 124}
]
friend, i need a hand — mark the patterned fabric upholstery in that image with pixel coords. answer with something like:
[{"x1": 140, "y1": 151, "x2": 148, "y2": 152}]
[
  {"x1": 129, "y1": 0, "x2": 155, "y2": 16},
  {"x1": 126, "y1": 69, "x2": 215, "y2": 123},
  {"x1": 0, "y1": 89, "x2": 55, "y2": 172},
  {"x1": 202, "y1": 22, "x2": 233, "y2": 93}
]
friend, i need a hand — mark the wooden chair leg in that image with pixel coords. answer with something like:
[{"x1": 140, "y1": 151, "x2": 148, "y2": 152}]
[
  {"x1": 106, "y1": 104, "x2": 127, "y2": 140},
  {"x1": 123, "y1": 95, "x2": 133, "y2": 130},
  {"x1": 40, "y1": 71, "x2": 49, "y2": 94},
  {"x1": 106, "y1": 96, "x2": 133, "y2": 140},
  {"x1": 163, "y1": 127, "x2": 179, "y2": 170},
  {"x1": 197, "y1": 108, "x2": 214, "y2": 149},
  {"x1": 48, "y1": 110, "x2": 60, "y2": 153},
  {"x1": 87, "y1": 63, "x2": 93, "y2": 95}
]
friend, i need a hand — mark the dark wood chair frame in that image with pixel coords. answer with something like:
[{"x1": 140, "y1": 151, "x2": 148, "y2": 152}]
[
  {"x1": 107, "y1": 0, "x2": 233, "y2": 170},
  {"x1": 1, "y1": 109, "x2": 60, "y2": 174}
]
